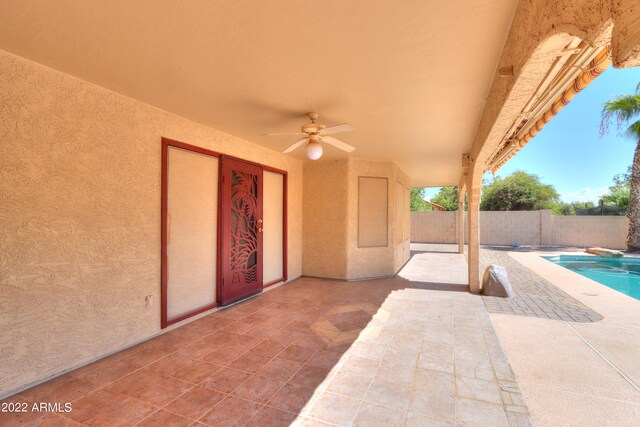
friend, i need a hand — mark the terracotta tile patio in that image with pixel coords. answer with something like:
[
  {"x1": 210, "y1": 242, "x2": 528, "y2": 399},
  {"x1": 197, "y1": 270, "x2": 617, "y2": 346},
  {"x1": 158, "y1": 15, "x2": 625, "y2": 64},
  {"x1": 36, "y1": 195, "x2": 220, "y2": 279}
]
[{"x1": 1, "y1": 252, "x2": 531, "y2": 426}]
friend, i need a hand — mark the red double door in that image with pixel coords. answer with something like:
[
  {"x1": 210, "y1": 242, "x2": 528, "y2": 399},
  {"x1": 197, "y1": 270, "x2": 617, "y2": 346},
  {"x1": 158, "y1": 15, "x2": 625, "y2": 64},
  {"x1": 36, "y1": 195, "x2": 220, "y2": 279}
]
[{"x1": 219, "y1": 158, "x2": 263, "y2": 305}]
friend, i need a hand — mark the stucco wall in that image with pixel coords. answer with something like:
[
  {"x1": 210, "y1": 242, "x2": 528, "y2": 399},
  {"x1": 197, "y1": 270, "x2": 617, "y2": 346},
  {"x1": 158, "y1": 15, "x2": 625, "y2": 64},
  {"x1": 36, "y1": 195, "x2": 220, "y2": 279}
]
[
  {"x1": 394, "y1": 184, "x2": 411, "y2": 273},
  {"x1": 346, "y1": 159, "x2": 410, "y2": 280},
  {"x1": 411, "y1": 211, "x2": 627, "y2": 249},
  {"x1": 302, "y1": 160, "x2": 349, "y2": 279},
  {"x1": 302, "y1": 158, "x2": 410, "y2": 281},
  {"x1": 0, "y1": 49, "x2": 303, "y2": 396}
]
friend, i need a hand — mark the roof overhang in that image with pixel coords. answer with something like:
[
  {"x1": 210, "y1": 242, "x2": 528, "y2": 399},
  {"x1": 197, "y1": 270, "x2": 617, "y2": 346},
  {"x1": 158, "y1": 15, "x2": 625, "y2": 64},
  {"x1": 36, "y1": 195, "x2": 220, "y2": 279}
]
[{"x1": 0, "y1": 1, "x2": 518, "y2": 187}]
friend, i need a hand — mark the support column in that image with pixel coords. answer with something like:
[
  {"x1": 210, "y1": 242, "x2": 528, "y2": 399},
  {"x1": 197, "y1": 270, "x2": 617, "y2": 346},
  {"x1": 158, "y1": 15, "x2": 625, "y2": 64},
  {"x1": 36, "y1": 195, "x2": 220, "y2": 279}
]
[
  {"x1": 466, "y1": 167, "x2": 482, "y2": 294},
  {"x1": 457, "y1": 186, "x2": 466, "y2": 254}
]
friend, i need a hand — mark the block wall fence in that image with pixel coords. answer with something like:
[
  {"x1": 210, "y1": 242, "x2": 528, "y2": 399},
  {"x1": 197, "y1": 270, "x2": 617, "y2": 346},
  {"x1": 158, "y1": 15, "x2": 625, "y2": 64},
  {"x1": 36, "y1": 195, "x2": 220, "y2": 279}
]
[{"x1": 411, "y1": 210, "x2": 627, "y2": 249}]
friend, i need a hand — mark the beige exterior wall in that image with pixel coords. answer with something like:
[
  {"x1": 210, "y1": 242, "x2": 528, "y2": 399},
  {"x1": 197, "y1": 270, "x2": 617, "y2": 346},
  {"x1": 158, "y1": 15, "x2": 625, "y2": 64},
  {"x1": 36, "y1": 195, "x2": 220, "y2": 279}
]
[
  {"x1": 412, "y1": 211, "x2": 627, "y2": 249},
  {"x1": 302, "y1": 160, "x2": 349, "y2": 279},
  {"x1": 357, "y1": 177, "x2": 389, "y2": 248},
  {"x1": 0, "y1": 49, "x2": 303, "y2": 397},
  {"x1": 302, "y1": 158, "x2": 410, "y2": 281},
  {"x1": 346, "y1": 159, "x2": 410, "y2": 280},
  {"x1": 463, "y1": 0, "x2": 640, "y2": 290},
  {"x1": 394, "y1": 185, "x2": 411, "y2": 272}
]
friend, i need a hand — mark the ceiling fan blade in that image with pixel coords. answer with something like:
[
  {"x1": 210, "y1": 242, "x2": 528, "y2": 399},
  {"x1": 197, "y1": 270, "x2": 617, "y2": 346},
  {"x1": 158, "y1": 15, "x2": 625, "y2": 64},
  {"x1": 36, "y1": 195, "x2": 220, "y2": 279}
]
[
  {"x1": 321, "y1": 136, "x2": 356, "y2": 153},
  {"x1": 262, "y1": 132, "x2": 305, "y2": 136},
  {"x1": 282, "y1": 137, "x2": 308, "y2": 153},
  {"x1": 321, "y1": 123, "x2": 354, "y2": 135}
]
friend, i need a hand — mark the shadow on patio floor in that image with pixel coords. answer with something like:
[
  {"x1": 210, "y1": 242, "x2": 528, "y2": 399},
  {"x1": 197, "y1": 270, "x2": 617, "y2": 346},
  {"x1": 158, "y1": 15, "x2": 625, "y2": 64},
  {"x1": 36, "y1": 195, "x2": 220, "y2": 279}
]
[{"x1": 1, "y1": 250, "x2": 529, "y2": 427}]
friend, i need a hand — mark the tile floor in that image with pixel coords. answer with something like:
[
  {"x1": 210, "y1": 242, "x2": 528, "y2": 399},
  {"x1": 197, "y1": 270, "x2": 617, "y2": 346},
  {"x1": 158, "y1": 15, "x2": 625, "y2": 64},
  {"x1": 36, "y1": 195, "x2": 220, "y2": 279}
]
[{"x1": 1, "y1": 252, "x2": 531, "y2": 427}]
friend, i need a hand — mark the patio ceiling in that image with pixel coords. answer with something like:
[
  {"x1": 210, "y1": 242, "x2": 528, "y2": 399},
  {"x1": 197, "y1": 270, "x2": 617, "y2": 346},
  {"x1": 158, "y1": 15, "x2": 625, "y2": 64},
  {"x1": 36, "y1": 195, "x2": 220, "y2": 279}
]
[{"x1": 0, "y1": 0, "x2": 516, "y2": 187}]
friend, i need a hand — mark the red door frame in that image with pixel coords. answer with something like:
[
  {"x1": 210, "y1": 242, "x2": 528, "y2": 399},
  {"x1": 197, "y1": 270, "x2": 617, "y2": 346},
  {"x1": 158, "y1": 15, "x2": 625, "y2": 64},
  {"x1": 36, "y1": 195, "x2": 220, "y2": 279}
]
[
  {"x1": 218, "y1": 156, "x2": 263, "y2": 305},
  {"x1": 263, "y1": 170, "x2": 288, "y2": 288},
  {"x1": 161, "y1": 138, "x2": 221, "y2": 328},
  {"x1": 161, "y1": 137, "x2": 288, "y2": 328}
]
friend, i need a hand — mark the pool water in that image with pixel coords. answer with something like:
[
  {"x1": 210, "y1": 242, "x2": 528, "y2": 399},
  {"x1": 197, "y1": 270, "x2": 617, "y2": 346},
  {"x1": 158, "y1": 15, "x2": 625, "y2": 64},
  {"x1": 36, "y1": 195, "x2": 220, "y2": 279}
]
[{"x1": 545, "y1": 255, "x2": 640, "y2": 301}]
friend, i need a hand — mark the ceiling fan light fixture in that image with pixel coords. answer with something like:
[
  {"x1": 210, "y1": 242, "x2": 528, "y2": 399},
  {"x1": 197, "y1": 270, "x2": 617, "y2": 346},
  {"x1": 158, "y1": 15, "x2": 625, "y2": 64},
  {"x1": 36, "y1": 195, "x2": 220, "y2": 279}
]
[
  {"x1": 266, "y1": 112, "x2": 354, "y2": 157},
  {"x1": 305, "y1": 140, "x2": 323, "y2": 160}
]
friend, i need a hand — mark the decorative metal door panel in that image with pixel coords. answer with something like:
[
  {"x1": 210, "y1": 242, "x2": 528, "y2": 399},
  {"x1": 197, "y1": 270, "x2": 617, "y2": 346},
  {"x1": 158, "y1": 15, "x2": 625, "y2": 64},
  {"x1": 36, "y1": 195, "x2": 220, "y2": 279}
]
[{"x1": 219, "y1": 158, "x2": 263, "y2": 305}]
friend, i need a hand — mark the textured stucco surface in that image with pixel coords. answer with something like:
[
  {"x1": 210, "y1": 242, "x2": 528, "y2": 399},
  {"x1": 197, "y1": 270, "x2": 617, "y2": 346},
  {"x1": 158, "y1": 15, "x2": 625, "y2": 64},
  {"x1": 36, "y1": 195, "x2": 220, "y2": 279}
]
[
  {"x1": 357, "y1": 176, "x2": 388, "y2": 248},
  {"x1": 464, "y1": 0, "x2": 640, "y2": 289},
  {"x1": 302, "y1": 160, "x2": 349, "y2": 279},
  {"x1": 346, "y1": 159, "x2": 410, "y2": 280},
  {"x1": 302, "y1": 159, "x2": 410, "y2": 280},
  {"x1": 0, "y1": 49, "x2": 303, "y2": 396},
  {"x1": 394, "y1": 183, "x2": 411, "y2": 273}
]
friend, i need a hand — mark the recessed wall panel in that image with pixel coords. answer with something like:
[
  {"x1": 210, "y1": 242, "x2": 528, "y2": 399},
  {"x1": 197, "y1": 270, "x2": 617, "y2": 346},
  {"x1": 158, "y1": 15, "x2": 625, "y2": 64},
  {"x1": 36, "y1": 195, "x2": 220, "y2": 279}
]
[
  {"x1": 395, "y1": 181, "x2": 404, "y2": 244},
  {"x1": 167, "y1": 147, "x2": 218, "y2": 319},
  {"x1": 263, "y1": 171, "x2": 284, "y2": 284},
  {"x1": 403, "y1": 187, "x2": 410, "y2": 241},
  {"x1": 358, "y1": 177, "x2": 388, "y2": 247}
]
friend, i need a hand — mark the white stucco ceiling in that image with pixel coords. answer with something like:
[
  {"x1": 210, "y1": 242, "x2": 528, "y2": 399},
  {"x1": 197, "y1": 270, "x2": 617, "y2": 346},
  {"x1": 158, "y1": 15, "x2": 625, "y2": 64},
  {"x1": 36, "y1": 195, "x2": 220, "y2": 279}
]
[{"x1": 0, "y1": 0, "x2": 517, "y2": 186}]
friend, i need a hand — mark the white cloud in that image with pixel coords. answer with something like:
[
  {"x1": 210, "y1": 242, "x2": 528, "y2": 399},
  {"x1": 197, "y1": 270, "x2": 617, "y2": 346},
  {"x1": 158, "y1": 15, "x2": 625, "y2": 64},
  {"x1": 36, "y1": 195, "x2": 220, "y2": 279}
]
[{"x1": 560, "y1": 187, "x2": 609, "y2": 203}]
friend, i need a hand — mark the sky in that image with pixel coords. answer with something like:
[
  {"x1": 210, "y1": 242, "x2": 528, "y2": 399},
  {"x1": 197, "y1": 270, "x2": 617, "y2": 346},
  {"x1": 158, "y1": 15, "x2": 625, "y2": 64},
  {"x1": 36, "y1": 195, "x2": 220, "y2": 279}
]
[{"x1": 424, "y1": 66, "x2": 640, "y2": 203}]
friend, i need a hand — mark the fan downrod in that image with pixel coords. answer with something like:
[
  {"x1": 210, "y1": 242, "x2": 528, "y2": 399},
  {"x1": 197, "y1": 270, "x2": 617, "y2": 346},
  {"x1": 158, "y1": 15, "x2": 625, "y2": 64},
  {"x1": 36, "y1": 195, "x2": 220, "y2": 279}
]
[{"x1": 302, "y1": 112, "x2": 325, "y2": 134}]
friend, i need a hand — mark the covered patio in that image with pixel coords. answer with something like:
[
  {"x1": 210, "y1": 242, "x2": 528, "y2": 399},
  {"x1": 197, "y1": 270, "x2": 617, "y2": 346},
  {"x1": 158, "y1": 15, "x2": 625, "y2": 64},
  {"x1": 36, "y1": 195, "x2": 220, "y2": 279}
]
[
  {"x1": 2, "y1": 1, "x2": 640, "y2": 426},
  {"x1": 3, "y1": 249, "x2": 528, "y2": 426}
]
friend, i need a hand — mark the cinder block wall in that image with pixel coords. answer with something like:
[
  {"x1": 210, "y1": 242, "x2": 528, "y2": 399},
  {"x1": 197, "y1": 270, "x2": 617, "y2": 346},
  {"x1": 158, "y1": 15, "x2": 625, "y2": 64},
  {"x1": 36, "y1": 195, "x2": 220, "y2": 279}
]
[
  {"x1": 410, "y1": 212, "x2": 456, "y2": 243},
  {"x1": 480, "y1": 211, "x2": 541, "y2": 245},
  {"x1": 552, "y1": 216, "x2": 628, "y2": 248},
  {"x1": 411, "y1": 211, "x2": 628, "y2": 249}
]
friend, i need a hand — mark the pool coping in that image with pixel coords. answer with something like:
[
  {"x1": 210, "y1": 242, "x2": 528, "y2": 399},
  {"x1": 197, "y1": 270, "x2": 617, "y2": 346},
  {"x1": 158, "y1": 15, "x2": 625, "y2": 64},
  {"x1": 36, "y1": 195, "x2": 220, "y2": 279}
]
[
  {"x1": 509, "y1": 249, "x2": 640, "y2": 315},
  {"x1": 480, "y1": 248, "x2": 603, "y2": 322},
  {"x1": 487, "y1": 248, "x2": 640, "y2": 427}
]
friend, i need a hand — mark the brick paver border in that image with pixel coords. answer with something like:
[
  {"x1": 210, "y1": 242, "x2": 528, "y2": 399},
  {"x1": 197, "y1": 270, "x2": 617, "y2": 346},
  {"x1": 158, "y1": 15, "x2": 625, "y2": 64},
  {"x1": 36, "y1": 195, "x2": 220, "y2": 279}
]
[{"x1": 480, "y1": 247, "x2": 603, "y2": 322}]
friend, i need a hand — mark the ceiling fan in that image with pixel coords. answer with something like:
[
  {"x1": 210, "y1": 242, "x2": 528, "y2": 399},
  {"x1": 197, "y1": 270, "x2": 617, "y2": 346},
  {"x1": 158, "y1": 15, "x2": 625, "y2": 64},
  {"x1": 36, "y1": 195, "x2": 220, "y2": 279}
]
[{"x1": 263, "y1": 112, "x2": 355, "y2": 160}]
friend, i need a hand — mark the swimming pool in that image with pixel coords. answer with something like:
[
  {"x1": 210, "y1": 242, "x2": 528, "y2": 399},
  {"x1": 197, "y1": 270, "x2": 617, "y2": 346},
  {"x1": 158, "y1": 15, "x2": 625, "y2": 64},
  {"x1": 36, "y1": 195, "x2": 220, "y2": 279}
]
[{"x1": 545, "y1": 255, "x2": 640, "y2": 301}]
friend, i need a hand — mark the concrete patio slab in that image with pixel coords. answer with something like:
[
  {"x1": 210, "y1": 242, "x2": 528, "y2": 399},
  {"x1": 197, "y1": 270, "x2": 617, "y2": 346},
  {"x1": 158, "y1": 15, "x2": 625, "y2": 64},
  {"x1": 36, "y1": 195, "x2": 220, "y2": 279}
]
[
  {"x1": 0, "y1": 250, "x2": 531, "y2": 426},
  {"x1": 518, "y1": 384, "x2": 640, "y2": 427},
  {"x1": 489, "y1": 248, "x2": 640, "y2": 427},
  {"x1": 490, "y1": 314, "x2": 640, "y2": 401},
  {"x1": 571, "y1": 323, "x2": 640, "y2": 386}
]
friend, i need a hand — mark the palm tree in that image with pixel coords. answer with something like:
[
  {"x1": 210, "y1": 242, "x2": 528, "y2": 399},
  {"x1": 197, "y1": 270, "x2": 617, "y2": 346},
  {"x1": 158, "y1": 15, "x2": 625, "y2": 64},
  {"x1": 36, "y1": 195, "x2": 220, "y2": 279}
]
[{"x1": 601, "y1": 83, "x2": 640, "y2": 251}]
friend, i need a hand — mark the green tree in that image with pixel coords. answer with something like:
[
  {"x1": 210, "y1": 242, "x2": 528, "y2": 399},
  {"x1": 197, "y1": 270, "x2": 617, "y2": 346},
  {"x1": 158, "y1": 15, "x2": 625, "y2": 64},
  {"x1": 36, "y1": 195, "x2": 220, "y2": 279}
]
[
  {"x1": 598, "y1": 166, "x2": 632, "y2": 212},
  {"x1": 410, "y1": 188, "x2": 429, "y2": 211},
  {"x1": 555, "y1": 201, "x2": 596, "y2": 216},
  {"x1": 555, "y1": 202, "x2": 574, "y2": 216},
  {"x1": 480, "y1": 171, "x2": 560, "y2": 211},
  {"x1": 602, "y1": 186, "x2": 630, "y2": 210},
  {"x1": 601, "y1": 84, "x2": 640, "y2": 251},
  {"x1": 612, "y1": 165, "x2": 632, "y2": 187},
  {"x1": 574, "y1": 201, "x2": 597, "y2": 209},
  {"x1": 431, "y1": 187, "x2": 461, "y2": 211}
]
